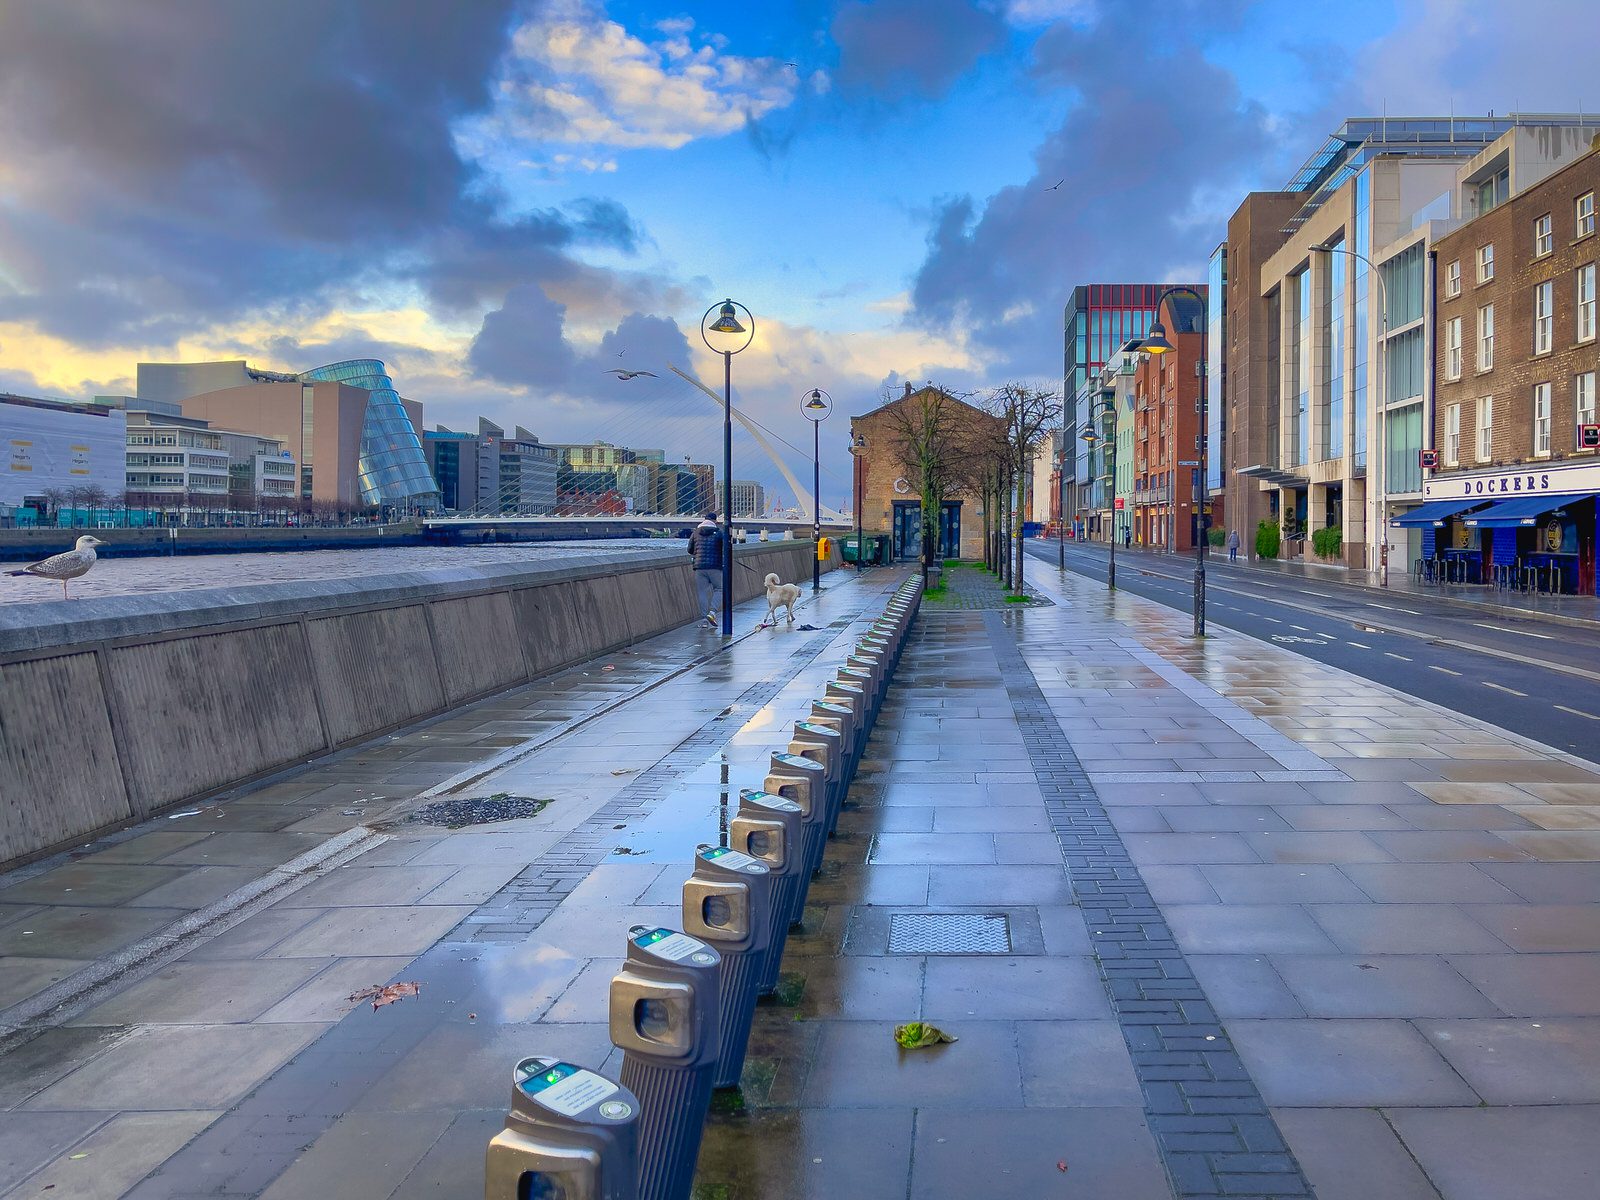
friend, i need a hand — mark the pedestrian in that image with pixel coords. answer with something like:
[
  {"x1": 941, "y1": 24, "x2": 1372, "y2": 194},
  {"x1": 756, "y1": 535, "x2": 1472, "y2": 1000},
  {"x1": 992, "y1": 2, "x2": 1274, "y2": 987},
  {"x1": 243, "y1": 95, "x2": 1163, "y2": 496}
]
[
  {"x1": 1226, "y1": 528, "x2": 1240, "y2": 563},
  {"x1": 688, "y1": 512, "x2": 725, "y2": 628},
  {"x1": 1124, "y1": 526, "x2": 1132, "y2": 549}
]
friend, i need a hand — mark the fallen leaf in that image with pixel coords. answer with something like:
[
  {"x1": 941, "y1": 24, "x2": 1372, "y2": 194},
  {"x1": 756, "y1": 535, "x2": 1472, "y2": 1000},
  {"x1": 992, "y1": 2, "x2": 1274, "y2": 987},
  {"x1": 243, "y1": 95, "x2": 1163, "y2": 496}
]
[
  {"x1": 468, "y1": 1012, "x2": 477, "y2": 1020},
  {"x1": 601, "y1": 664, "x2": 616, "y2": 671},
  {"x1": 611, "y1": 768, "x2": 637, "y2": 776},
  {"x1": 349, "y1": 981, "x2": 422, "y2": 1010},
  {"x1": 894, "y1": 1021, "x2": 957, "y2": 1049},
  {"x1": 69, "y1": 1154, "x2": 89, "y2": 1160}
]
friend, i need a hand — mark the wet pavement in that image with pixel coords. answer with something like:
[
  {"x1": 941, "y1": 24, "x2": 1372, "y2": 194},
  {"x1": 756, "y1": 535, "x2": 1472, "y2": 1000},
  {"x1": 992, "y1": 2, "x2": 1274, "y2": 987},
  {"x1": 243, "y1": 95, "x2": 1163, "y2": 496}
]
[{"x1": 4, "y1": 553, "x2": 1600, "y2": 1197}]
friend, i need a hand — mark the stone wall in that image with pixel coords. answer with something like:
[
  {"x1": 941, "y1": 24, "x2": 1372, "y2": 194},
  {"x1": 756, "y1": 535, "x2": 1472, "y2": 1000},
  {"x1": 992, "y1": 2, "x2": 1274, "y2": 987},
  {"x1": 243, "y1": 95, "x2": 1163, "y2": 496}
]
[{"x1": 0, "y1": 539, "x2": 832, "y2": 866}]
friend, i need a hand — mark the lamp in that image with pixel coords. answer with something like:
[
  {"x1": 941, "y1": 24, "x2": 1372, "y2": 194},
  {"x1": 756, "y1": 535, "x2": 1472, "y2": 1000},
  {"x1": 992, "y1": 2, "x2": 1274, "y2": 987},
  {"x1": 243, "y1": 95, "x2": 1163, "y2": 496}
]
[
  {"x1": 1142, "y1": 321, "x2": 1173, "y2": 355},
  {"x1": 701, "y1": 298, "x2": 756, "y2": 636},
  {"x1": 708, "y1": 301, "x2": 746, "y2": 335},
  {"x1": 849, "y1": 433, "x2": 867, "y2": 574},
  {"x1": 800, "y1": 387, "x2": 833, "y2": 593}
]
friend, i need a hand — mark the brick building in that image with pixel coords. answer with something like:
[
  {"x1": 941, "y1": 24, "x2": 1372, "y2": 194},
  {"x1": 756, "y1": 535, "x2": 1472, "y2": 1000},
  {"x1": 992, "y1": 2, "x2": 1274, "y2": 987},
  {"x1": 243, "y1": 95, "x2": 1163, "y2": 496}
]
[
  {"x1": 1428, "y1": 139, "x2": 1600, "y2": 593},
  {"x1": 850, "y1": 384, "x2": 1001, "y2": 561},
  {"x1": 1133, "y1": 293, "x2": 1208, "y2": 552}
]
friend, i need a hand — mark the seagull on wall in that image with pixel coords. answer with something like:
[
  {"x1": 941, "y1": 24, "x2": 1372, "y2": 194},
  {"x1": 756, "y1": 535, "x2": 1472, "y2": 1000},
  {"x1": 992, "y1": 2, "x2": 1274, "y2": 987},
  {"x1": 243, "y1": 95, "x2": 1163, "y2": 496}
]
[
  {"x1": 608, "y1": 368, "x2": 657, "y2": 380},
  {"x1": 6, "y1": 535, "x2": 103, "y2": 599}
]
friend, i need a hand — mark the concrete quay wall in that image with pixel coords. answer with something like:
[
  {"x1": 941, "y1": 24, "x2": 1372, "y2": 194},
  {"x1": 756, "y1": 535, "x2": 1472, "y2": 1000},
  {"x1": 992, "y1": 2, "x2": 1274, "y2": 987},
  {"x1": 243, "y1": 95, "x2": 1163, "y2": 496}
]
[{"x1": 0, "y1": 540, "x2": 833, "y2": 866}]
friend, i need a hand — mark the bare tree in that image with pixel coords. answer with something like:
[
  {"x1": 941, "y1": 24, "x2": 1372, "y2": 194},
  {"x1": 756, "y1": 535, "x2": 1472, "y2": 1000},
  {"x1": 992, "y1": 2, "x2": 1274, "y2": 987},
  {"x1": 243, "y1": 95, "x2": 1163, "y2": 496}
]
[
  {"x1": 879, "y1": 384, "x2": 982, "y2": 579},
  {"x1": 990, "y1": 383, "x2": 1062, "y2": 596}
]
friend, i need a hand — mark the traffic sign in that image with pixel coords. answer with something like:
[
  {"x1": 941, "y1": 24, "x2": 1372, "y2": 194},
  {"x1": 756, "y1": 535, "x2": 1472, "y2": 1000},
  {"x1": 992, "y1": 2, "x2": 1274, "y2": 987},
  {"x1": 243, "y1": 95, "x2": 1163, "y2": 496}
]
[
  {"x1": 1114, "y1": 497, "x2": 1125, "y2": 510},
  {"x1": 1581, "y1": 424, "x2": 1600, "y2": 450},
  {"x1": 1419, "y1": 449, "x2": 1439, "y2": 469}
]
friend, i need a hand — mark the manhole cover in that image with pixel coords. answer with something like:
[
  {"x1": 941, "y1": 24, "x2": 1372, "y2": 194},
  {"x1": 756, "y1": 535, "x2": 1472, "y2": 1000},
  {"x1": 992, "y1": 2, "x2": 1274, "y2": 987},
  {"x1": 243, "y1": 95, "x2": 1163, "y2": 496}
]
[
  {"x1": 887, "y1": 913, "x2": 1011, "y2": 954},
  {"x1": 409, "y1": 794, "x2": 547, "y2": 828}
]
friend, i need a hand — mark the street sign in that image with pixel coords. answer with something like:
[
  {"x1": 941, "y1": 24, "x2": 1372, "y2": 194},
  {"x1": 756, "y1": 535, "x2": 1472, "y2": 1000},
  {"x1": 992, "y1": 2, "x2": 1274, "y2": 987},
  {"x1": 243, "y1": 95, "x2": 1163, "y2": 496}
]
[
  {"x1": 1420, "y1": 449, "x2": 1440, "y2": 469},
  {"x1": 1178, "y1": 460, "x2": 1199, "y2": 466},
  {"x1": 1114, "y1": 497, "x2": 1125, "y2": 510},
  {"x1": 1581, "y1": 424, "x2": 1600, "y2": 450}
]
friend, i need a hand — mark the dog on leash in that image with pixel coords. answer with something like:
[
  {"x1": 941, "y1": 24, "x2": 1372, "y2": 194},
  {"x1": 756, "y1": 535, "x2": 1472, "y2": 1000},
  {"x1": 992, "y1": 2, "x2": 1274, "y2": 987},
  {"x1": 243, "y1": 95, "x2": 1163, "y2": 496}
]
[{"x1": 763, "y1": 572, "x2": 801, "y2": 625}]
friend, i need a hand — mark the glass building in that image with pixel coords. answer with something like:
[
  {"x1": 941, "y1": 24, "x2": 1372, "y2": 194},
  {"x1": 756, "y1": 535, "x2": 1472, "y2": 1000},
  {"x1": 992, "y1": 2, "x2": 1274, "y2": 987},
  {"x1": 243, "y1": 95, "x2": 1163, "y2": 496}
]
[{"x1": 300, "y1": 360, "x2": 439, "y2": 509}]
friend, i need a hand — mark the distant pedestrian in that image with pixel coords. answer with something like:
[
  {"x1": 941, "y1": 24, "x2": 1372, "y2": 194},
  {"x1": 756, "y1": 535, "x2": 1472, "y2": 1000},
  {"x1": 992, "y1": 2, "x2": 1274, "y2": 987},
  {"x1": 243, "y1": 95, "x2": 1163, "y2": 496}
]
[
  {"x1": 688, "y1": 513, "x2": 725, "y2": 627},
  {"x1": 1227, "y1": 528, "x2": 1240, "y2": 563},
  {"x1": 1124, "y1": 527, "x2": 1132, "y2": 549}
]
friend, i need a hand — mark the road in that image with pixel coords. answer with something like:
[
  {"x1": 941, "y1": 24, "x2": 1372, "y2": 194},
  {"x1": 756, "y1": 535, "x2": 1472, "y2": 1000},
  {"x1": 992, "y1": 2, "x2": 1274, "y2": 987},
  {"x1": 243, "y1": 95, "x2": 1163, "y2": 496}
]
[{"x1": 1026, "y1": 539, "x2": 1600, "y2": 764}]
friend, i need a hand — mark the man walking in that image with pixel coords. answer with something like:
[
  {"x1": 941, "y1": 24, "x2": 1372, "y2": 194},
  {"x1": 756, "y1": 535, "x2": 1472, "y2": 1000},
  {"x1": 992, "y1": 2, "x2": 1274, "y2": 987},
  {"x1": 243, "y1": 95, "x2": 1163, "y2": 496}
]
[
  {"x1": 1226, "y1": 528, "x2": 1240, "y2": 564},
  {"x1": 688, "y1": 512, "x2": 725, "y2": 628}
]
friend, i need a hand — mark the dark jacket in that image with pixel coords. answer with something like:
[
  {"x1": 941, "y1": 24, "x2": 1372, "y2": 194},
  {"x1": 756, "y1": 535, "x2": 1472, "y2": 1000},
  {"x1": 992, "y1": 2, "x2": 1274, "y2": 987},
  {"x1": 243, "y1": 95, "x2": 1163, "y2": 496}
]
[{"x1": 688, "y1": 524, "x2": 724, "y2": 570}]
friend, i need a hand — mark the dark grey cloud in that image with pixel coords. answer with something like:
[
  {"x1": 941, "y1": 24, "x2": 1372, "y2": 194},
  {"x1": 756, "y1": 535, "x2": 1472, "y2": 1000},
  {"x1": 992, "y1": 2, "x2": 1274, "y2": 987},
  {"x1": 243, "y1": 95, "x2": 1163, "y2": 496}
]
[
  {"x1": 831, "y1": 0, "x2": 1006, "y2": 100},
  {"x1": 906, "y1": 2, "x2": 1286, "y2": 377},
  {"x1": 0, "y1": 1, "x2": 644, "y2": 343}
]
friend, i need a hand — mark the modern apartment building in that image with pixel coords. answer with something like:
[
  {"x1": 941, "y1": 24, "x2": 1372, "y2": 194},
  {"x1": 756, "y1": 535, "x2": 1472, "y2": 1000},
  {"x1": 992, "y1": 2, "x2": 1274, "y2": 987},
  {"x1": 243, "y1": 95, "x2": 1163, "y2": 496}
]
[
  {"x1": 1222, "y1": 116, "x2": 1600, "y2": 569},
  {"x1": 123, "y1": 410, "x2": 297, "y2": 507},
  {"x1": 1078, "y1": 341, "x2": 1143, "y2": 543},
  {"x1": 718, "y1": 479, "x2": 767, "y2": 518},
  {"x1": 1422, "y1": 138, "x2": 1600, "y2": 593},
  {"x1": 1133, "y1": 292, "x2": 1208, "y2": 552}
]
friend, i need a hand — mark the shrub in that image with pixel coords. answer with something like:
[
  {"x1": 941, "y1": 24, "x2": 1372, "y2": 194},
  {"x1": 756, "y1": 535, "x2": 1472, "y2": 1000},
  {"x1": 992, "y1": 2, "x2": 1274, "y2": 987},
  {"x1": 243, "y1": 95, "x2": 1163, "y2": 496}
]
[
  {"x1": 1312, "y1": 525, "x2": 1342, "y2": 560},
  {"x1": 1255, "y1": 520, "x2": 1280, "y2": 560},
  {"x1": 1207, "y1": 527, "x2": 1226, "y2": 547}
]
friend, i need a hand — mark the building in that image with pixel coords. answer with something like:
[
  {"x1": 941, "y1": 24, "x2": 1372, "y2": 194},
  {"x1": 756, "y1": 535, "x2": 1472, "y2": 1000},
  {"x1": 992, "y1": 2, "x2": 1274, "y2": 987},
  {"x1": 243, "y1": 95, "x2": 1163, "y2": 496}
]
[
  {"x1": 1133, "y1": 294, "x2": 1208, "y2": 551},
  {"x1": 492, "y1": 424, "x2": 557, "y2": 515},
  {"x1": 1419, "y1": 136, "x2": 1600, "y2": 593},
  {"x1": 850, "y1": 383, "x2": 1003, "y2": 561},
  {"x1": 122, "y1": 410, "x2": 297, "y2": 510},
  {"x1": 1220, "y1": 116, "x2": 1600, "y2": 569},
  {"x1": 140, "y1": 358, "x2": 439, "y2": 510},
  {"x1": 718, "y1": 479, "x2": 767, "y2": 518},
  {"x1": 1079, "y1": 342, "x2": 1143, "y2": 543},
  {"x1": 1, "y1": 392, "x2": 127, "y2": 509},
  {"x1": 422, "y1": 428, "x2": 486, "y2": 512},
  {"x1": 1063, "y1": 285, "x2": 1174, "y2": 530},
  {"x1": 651, "y1": 462, "x2": 714, "y2": 516}
]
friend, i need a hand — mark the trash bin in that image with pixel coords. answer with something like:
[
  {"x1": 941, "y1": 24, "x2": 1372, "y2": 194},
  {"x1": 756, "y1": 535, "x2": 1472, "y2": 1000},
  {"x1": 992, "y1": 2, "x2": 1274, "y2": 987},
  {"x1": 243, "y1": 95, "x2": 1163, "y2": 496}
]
[
  {"x1": 840, "y1": 534, "x2": 860, "y2": 564},
  {"x1": 682, "y1": 844, "x2": 774, "y2": 1089},
  {"x1": 485, "y1": 1055, "x2": 640, "y2": 1200},
  {"x1": 611, "y1": 926, "x2": 721, "y2": 1200},
  {"x1": 731, "y1": 788, "x2": 807, "y2": 988}
]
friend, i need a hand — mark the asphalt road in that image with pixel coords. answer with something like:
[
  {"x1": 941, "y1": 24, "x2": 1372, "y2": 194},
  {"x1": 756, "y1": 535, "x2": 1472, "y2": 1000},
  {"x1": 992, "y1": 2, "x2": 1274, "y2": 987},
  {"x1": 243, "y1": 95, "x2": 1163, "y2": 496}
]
[{"x1": 1026, "y1": 539, "x2": 1600, "y2": 765}]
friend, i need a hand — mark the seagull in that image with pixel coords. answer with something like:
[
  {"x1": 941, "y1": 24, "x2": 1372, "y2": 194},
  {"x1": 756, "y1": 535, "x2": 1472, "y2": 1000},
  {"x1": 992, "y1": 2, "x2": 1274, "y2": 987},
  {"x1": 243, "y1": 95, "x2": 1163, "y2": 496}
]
[
  {"x1": 608, "y1": 368, "x2": 657, "y2": 380},
  {"x1": 1049, "y1": 179, "x2": 1064, "y2": 191},
  {"x1": 6, "y1": 535, "x2": 103, "y2": 599}
]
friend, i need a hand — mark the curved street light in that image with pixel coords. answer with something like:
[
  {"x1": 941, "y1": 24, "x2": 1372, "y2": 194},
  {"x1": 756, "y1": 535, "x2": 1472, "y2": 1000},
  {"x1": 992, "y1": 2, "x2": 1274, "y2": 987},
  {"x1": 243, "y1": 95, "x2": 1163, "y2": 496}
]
[
  {"x1": 702, "y1": 298, "x2": 755, "y2": 636},
  {"x1": 1143, "y1": 285, "x2": 1208, "y2": 636},
  {"x1": 849, "y1": 432, "x2": 868, "y2": 574},
  {"x1": 801, "y1": 388, "x2": 832, "y2": 594}
]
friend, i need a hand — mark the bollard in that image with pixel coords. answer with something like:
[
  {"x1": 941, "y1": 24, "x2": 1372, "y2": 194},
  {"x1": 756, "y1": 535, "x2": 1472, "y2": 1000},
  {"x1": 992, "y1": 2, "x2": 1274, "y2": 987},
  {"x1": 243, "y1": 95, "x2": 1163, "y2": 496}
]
[
  {"x1": 485, "y1": 1055, "x2": 640, "y2": 1200},
  {"x1": 682, "y1": 845, "x2": 774, "y2": 1090},
  {"x1": 612, "y1": 926, "x2": 721, "y2": 1200},
  {"x1": 731, "y1": 788, "x2": 807, "y2": 988},
  {"x1": 765, "y1": 752, "x2": 829, "y2": 877}
]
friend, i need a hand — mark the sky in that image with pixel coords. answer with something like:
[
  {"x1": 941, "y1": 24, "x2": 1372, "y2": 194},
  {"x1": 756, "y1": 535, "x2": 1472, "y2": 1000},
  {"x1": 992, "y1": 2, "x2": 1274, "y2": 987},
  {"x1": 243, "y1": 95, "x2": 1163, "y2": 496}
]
[{"x1": 1, "y1": 0, "x2": 1596, "y2": 512}]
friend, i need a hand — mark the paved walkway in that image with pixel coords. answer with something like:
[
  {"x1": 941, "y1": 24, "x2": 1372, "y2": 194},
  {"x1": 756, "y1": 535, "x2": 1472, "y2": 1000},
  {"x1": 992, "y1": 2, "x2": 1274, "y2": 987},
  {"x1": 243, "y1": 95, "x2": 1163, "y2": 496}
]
[{"x1": 5, "y1": 554, "x2": 1600, "y2": 1197}]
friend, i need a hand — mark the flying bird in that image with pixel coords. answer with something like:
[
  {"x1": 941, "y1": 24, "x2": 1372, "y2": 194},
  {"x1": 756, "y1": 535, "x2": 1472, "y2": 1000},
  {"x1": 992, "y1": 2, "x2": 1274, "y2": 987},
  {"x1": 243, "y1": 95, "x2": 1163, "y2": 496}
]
[
  {"x1": 1049, "y1": 179, "x2": 1064, "y2": 191},
  {"x1": 608, "y1": 368, "x2": 657, "y2": 380},
  {"x1": 6, "y1": 535, "x2": 103, "y2": 599}
]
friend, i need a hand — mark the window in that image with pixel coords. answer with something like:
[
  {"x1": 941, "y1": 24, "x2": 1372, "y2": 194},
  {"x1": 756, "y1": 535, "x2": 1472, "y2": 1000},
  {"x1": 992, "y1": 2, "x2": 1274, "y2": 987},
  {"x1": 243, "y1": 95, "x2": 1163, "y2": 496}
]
[
  {"x1": 1445, "y1": 259, "x2": 1461, "y2": 298},
  {"x1": 1579, "y1": 264, "x2": 1596, "y2": 343},
  {"x1": 1477, "y1": 304, "x2": 1495, "y2": 371},
  {"x1": 1477, "y1": 396, "x2": 1493, "y2": 461},
  {"x1": 1535, "y1": 281, "x2": 1554, "y2": 354},
  {"x1": 1445, "y1": 316, "x2": 1462, "y2": 379},
  {"x1": 1445, "y1": 403, "x2": 1461, "y2": 466},
  {"x1": 1535, "y1": 213, "x2": 1554, "y2": 257},
  {"x1": 1579, "y1": 192, "x2": 1596, "y2": 238},
  {"x1": 1577, "y1": 372, "x2": 1597, "y2": 446},
  {"x1": 1477, "y1": 243, "x2": 1495, "y2": 283},
  {"x1": 1534, "y1": 383, "x2": 1552, "y2": 457}
]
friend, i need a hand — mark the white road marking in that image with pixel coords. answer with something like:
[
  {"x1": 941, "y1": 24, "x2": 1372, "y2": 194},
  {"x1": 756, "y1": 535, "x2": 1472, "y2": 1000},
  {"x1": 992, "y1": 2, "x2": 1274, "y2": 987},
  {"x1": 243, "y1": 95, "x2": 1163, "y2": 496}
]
[
  {"x1": 1483, "y1": 681, "x2": 1529, "y2": 697},
  {"x1": 1429, "y1": 665, "x2": 1464, "y2": 676},
  {"x1": 1555, "y1": 704, "x2": 1600, "y2": 720},
  {"x1": 1472, "y1": 622, "x2": 1556, "y2": 640},
  {"x1": 1263, "y1": 616, "x2": 1283, "y2": 624},
  {"x1": 1290, "y1": 624, "x2": 1310, "y2": 632},
  {"x1": 1384, "y1": 652, "x2": 1413, "y2": 661},
  {"x1": 1347, "y1": 641, "x2": 1371, "y2": 649}
]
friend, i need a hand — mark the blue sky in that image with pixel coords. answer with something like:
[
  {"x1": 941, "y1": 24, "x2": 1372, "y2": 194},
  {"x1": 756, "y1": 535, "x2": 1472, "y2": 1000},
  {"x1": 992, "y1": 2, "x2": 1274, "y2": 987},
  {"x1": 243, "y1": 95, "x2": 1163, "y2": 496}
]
[{"x1": 0, "y1": 0, "x2": 1593, "y2": 509}]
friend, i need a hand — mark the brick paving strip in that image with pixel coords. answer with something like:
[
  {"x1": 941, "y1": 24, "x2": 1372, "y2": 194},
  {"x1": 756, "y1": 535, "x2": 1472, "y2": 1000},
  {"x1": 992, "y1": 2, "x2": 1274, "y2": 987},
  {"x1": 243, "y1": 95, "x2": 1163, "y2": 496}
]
[
  {"x1": 984, "y1": 608, "x2": 1317, "y2": 1199},
  {"x1": 106, "y1": 576, "x2": 900, "y2": 1200}
]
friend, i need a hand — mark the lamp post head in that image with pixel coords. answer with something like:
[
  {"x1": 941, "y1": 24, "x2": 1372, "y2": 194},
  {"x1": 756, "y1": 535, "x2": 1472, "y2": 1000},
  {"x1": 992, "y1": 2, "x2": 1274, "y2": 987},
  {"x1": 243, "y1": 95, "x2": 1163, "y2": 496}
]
[
  {"x1": 709, "y1": 300, "x2": 746, "y2": 334},
  {"x1": 1143, "y1": 320, "x2": 1173, "y2": 354},
  {"x1": 1080, "y1": 424, "x2": 1098, "y2": 445},
  {"x1": 1309, "y1": 242, "x2": 1335, "y2": 253},
  {"x1": 802, "y1": 387, "x2": 832, "y2": 421}
]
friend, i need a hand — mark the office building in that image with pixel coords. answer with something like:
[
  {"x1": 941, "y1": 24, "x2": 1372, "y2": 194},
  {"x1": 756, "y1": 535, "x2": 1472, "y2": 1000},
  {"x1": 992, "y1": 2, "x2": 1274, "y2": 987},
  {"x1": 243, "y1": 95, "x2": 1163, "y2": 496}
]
[
  {"x1": 123, "y1": 410, "x2": 296, "y2": 508},
  {"x1": 1133, "y1": 293, "x2": 1208, "y2": 551},
  {"x1": 718, "y1": 479, "x2": 767, "y2": 518},
  {"x1": 1, "y1": 392, "x2": 127, "y2": 509}
]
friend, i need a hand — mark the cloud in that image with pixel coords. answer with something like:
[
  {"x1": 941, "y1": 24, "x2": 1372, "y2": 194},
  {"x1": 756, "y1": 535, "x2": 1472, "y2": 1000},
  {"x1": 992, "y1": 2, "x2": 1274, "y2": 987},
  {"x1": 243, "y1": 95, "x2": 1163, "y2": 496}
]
[
  {"x1": 830, "y1": 0, "x2": 1006, "y2": 100},
  {"x1": 470, "y1": 0, "x2": 803, "y2": 170}
]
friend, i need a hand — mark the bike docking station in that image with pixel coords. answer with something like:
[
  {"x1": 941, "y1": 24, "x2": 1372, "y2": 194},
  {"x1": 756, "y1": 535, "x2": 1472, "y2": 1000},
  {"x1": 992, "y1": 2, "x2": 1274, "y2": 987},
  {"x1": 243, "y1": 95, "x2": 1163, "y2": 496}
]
[
  {"x1": 611, "y1": 926, "x2": 721, "y2": 1200},
  {"x1": 730, "y1": 789, "x2": 807, "y2": 990},
  {"x1": 485, "y1": 1056, "x2": 641, "y2": 1200},
  {"x1": 682, "y1": 844, "x2": 776, "y2": 1089},
  {"x1": 485, "y1": 574, "x2": 924, "y2": 1200}
]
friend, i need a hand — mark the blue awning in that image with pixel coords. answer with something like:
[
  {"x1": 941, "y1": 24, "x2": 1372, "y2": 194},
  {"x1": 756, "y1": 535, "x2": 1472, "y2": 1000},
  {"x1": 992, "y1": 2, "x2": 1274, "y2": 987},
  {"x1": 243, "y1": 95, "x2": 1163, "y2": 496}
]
[
  {"x1": 1390, "y1": 497, "x2": 1489, "y2": 527},
  {"x1": 1465, "y1": 493, "x2": 1597, "y2": 527}
]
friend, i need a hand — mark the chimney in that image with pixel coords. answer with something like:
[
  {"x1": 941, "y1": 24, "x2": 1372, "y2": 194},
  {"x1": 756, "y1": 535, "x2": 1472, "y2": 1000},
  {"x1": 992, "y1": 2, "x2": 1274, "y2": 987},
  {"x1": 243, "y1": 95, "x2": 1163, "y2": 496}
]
[{"x1": 903, "y1": 381, "x2": 913, "y2": 398}]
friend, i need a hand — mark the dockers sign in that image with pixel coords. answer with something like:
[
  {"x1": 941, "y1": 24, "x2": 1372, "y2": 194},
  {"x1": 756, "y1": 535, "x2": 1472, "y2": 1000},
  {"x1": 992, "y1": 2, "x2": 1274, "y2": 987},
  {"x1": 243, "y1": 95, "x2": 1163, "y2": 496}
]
[{"x1": 1424, "y1": 461, "x2": 1600, "y2": 500}]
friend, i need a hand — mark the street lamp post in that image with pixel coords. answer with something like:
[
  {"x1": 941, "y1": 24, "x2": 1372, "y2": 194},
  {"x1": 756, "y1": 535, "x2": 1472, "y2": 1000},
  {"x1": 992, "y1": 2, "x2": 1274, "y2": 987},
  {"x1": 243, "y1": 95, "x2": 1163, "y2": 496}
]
[
  {"x1": 849, "y1": 433, "x2": 867, "y2": 573},
  {"x1": 1142, "y1": 286, "x2": 1208, "y2": 637},
  {"x1": 1057, "y1": 432, "x2": 1067, "y2": 570},
  {"x1": 801, "y1": 388, "x2": 832, "y2": 594},
  {"x1": 1080, "y1": 387, "x2": 1117, "y2": 591},
  {"x1": 702, "y1": 298, "x2": 755, "y2": 637},
  {"x1": 1310, "y1": 242, "x2": 1390, "y2": 587}
]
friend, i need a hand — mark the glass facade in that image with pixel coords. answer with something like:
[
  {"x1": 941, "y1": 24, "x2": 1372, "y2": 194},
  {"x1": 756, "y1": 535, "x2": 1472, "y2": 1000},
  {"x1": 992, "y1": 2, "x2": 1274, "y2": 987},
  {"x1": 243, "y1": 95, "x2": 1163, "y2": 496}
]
[
  {"x1": 1290, "y1": 269, "x2": 1311, "y2": 467},
  {"x1": 300, "y1": 360, "x2": 440, "y2": 509},
  {"x1": 1207, "y1": 246, "x2": 1227, "y2": 493},
  {"x1": 1064, "y1": 285, "x2": 1165, "y2": 490},
  {"x1": 1352, "y1": 168, "x2": 1371, "y2": 471},
  {"x1": 1386, "y1": 405, "x2": 1424, "y2": 494},
  {"x1": 1324, "y1": 244, "x2": 1345, "y2": 460}
]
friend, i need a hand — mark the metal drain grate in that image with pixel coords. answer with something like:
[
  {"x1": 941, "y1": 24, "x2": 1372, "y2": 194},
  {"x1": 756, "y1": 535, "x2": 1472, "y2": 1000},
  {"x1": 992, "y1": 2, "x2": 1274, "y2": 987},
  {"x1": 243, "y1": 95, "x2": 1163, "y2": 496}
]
[{"x1": 887, "y1": 913, "x2": 1011, "y2": 954}]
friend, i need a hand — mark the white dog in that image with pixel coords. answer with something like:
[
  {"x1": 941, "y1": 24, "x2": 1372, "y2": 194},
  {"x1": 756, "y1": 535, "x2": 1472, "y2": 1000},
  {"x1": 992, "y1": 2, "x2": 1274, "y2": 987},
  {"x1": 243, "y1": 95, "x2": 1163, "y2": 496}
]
[{"x1": 763, "y1": 572, "x2": 801, "y2": 625}]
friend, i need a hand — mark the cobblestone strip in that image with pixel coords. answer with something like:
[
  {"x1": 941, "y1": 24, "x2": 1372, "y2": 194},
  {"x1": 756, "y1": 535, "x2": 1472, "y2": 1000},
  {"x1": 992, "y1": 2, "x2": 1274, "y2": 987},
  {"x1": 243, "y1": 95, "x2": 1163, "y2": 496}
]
[{"x1": 981, "y1": 609, "x2": 1316, "y2": 1200}]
